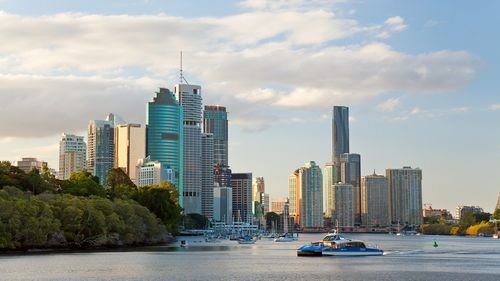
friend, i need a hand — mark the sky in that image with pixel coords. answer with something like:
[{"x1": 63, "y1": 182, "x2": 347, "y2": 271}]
[{"x1": 0, "y1": 0, "x2": 499, "y2": 213}]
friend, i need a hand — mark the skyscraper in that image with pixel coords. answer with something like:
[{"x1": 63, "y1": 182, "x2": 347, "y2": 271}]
[
  {"x1": 332, "y1": 183, "x2": 354, "y2": 227},
  {"x1": 231, "y1": 173, "x2": 253, "y2": 224},
  {"x1": 386, "y1": 167, "x2": 423, "y2": 225},
  {"x1": 203, "y1": 105, "x2": 228, "y2": 166},
  {"x1": 496, "y1": 193, "x2": 500, "y2": 211},
  {"x1": 201, "y1": 133, "x2": 214, "y2": 220},
  {"x1": 88, "y1": 115, "x2": 115, "y2": 185},
  {"x1": 361, "y1": 173, "x2": 390, "y2": 227},
  {"x1": 332, "y1": 106, "x2": 349, "y2": 163},
  {"x1": 58, "y1": 133, "x2": 86, "y2": 180},
  {"x1": 174, "y1": 83, "x2": 203, "y2": 215},
  {"x1": 323, "y1": 162, "x2": 337, "y2": 218},
  {"x1": 213, "y1": 186, "x2": 233, "y2": 224},
  {"x1": 299, "y1": 161, "x2": 323, "y2": 228},
  {"x1": 146, "y1": 88, "x2": 184, "y2": 206},
  {"x1": 288, "y1": 169, "x2": 301, "y2": 225},
  {"x1": 114, "y1": 123, "x2": 146, "y2": 184},
  {"x1": 340, "y1": 153, "x2": 361, "y2": 225}
]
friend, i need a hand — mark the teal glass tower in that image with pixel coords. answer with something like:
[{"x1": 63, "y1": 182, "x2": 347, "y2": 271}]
[
  {"x1": 146, "y1": 88, "x2": 184, "y2": 207},
  {"x1": 203, "y1": 105, "x2": 228, "y2": 166}
]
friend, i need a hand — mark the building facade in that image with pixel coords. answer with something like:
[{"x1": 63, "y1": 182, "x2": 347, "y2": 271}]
[
  {"x1": 174, "y1": 83, "x2": 203, "y2": 215},
  {"x1": 361, "y1": 173, "x2": 390, "y2": 227},
  {"x1": 15, "y1": 157, "x2": 47, "y2": 174},
  {"x1": 288, "y1": 169, "x2": 301, "y2": 225},
  {"x1": 299, "y1": 161, "x2": 323, "y2": 228},
  {"x1": 213, "y1": 186, "x2": 233, "y2": 224},
  {"x1": 271, "y1": 198, "x2": 287, "y2": 214},
  {"x1": 203, "y1": 105, "x2": 228, "y2": 166},
  {"x1": 135, "y1": 156, "x2": 174, "y2": 187},
  {"x1": 332, "y1": 183, "x2": 354, "y2": 227},
  {"x1": 332, "y1": 106, "x2": 349, "y2": 164},
  {"x1": 386, "y1": 167, "x2": 423, "y2": 225},
  {"x1": 323, "y1": 162, "x2": 337, "y2": 218},
  {"x1": 455, "y1": 205, "x2": 484, "y2": 220},
  {"x1": 201, "y1": 133, "x2": 214, "y2": 220},
  {"x1": 339, "y1": 153, "x2": 361, "y2": 225},
  {"x1": 88, "y1": 115, "x2": 115, "y2": 185},
  {"x1": 114, "y1": 124, "x2": 146, "y2": 184},
  {"x1": 231, "y1": 173, "x2": 253, "y2": 224},
  {"x1": 146, "y1": 88, "x2": 184, "y2": 206},
  {"x1": 58, "y1": 133, "x2": 86, "y2": 180}
]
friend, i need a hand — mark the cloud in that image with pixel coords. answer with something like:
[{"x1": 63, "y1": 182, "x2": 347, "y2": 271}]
[
  {"x1": 377, "y1": 97, "x2": 400, "y2": 112},
  {"x1": 490, "y1": 104, "x2": 500, "y2": 111},
  {"x1": 391, "y1": 106, "x2": 470, "y2": 121},
  {"x1": 0, "y1": 7, "x2": 478, "y2": 136}
]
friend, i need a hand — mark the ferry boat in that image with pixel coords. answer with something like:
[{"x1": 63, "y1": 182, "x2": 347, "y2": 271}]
[{"x1": 297, "y1": 232, "x2": 383, "y2": 257}]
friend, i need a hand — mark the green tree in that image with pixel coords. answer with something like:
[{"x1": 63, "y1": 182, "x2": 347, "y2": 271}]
[
  {"x1": 182, "y1": 213, "x2": 209, "y2": 229},
  {"x1": 265, "y1": 212, "x2": 281, "y2": 232},
  {"x1": 134, "y1": 182, "x2": 182, "y2": 233},
  {"x1": 473, "y1": 212, "x2": 492, "y2": 223},
  {"x1": 459, "y1": 212, "x2": 475, "y2": 227},
  {"x1": 106, "y1": 168, "x2": 136, "y2": 199},
  {"x1": 62, "y1": 171, "x2": 105, "y2": 197}
]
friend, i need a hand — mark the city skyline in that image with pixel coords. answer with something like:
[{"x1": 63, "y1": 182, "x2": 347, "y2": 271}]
[{"x1": 0, "y1": 0, "x2": 499, "y2": 213}]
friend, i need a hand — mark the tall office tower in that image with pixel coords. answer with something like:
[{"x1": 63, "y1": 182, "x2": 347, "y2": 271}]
[
  {"x1": 58, "y1": 133, "x2": 86, "y2": 180},
  {"x1": 231, "y1": 173, "x2": 253, "y2": 224},
  {"x1": 288, "y1": 169, "x2": 301, "y2": 225},
  {"x1": 332, "y1": 106, "x2": 349, "y2": 163},
  {"x1": 15, "y1": 157, "x2": 47, "y2": 173},
  {"x1": 114, "y1": 124, "x2": 146, "y2": 184},
  {"x1": 174, "y1": 83, "x2": 203, "y2": 215},
  {"x1": 323, "y1": 162, "x2": 338, "y2": 218},
  {"x1": 88, "y1": 114, "x2": 116, "y2": 185},
  {"x1": 332, "y1": 183, "x2": 354, "y2": 227},
  {"x1": 146, "y1": 88, "x2": 184, "y2": 206},
  {"x1": 340, "y1": 153, "x2": 361, "y2": 225},
  {"x1": 214, "y1": 163, "x2": 232, "y2": 187},
  {"x1": 135, "y1": 156, "x2": 174, "y2": 187},
  {"x1": 252, "y1": 177, "x2": 269, "y2": 218},
  {"x1": 213, "y1": 186, "x2": 233, "y2": 224},
  {"x1": 299, "y1": 161, "x2": 324, "y2": 228},
  {"x1": 203, "y1": 105, "x2": 228, "y2": 166},
  {"x1": 361, "y1": 173, "x2": 390, "y2": 227},
  {"x1": 386, "y1": 166, "x2": 423, "y2": 225},
  {"x1": 201, "y1": 133, "x2": 214, "y2": 220}
]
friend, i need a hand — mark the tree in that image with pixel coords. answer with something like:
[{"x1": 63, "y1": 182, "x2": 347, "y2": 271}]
[
  {"x1": 265, "y1": 212, "x2": 281, "y2": 232},
  {"x1": 182, "y1": 213, "x2": 209, "y2": 229},
  {"x1": 133, "y1": 182, "x2": 182, "y2": 233},
  {"x1": 493, "y1": 209, "x2": 500, "y2": 220},
  {"x1": 105, "y1": 168, "x2": 136, "y2": 200},
  {"x1": 459, "y1": 212, "x2": 475, "y2": 227},
  {"x1": 62, "y1": 171, "x2": 105, "y2": 197},
  {"x1": 472, "y1": 212, "x2": 491, "y2": 223}
]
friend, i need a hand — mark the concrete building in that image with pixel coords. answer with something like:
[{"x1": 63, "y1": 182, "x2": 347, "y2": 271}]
[
  {"x1": 58, "y1": 133, "x2": 86, "y2": 180},
  {"x1": 332, "y1": 183, "x2": 354, "y2": 227},
  {"x1": 496, "y1": 193, "x2": 500, "y2": 211},
  {"x1": 135, "y1": 156, "x2": 174, "y2": 187},
  {"x1": 201, "y1": 133, "x2": 214, "y2": 220},
  {"x1": 213, "y1": 186, "x2": 233, "y2": 224},
  {"x1": 361, "y1": 173, "x2": 390, "y2": 227},
  {"x1": 174, "y1": 83, "x2": 203, "y2": 215},
  {"x1": 15, "y1": 157, "x2": 47, "y2": 174},
  {"x1": 271, "y1": 198, "x2": 287, "y2": 214},
  {"x1": 455, "y1": 205, "x2": 484, "y2": 220},
  {"x1": 146, "y1": 88, "x2": 184, "y2": 206},
  {"x1": 114, "y1": 124, "x2": 145, "y2": 184},
  {"x1": 253, "y1": 177, "x2": 269, "y2": 218},
  {"x1": 231, "y1": 173, "x2": 253, "y2": 224},
  {"x1": 289, "y1": 169, "x2": 301, "y2": 225},
  {"x1": 423, "y1": 204, "x2": 450, "y2": 219},
  {"x1": 340, "y1": 153, "x2": 361, "y2": 225},
  {"x1": 299, "y1": 161, "x2": 323, "y2": 228},
  {"x1": 88, "y1": 115, "x2": 116, "y2": 185},
  {"x1": 203, "y1": 105, "x2": 228, "y2": 166},
  {"x1": 386, "y1": 166, "x2": 423, "y2": 225},
  {"x1": 283, "y1": 199, "x2": 290, "y2": 233}
]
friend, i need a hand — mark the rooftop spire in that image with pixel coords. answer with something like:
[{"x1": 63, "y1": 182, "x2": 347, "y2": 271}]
[{"x1": 179, "y1": 51, "x2": 189, "y2": 85}]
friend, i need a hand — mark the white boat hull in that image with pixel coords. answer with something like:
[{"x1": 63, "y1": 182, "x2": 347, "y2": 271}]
[{"x1": 322, "y1": 250, "x2": 383, "y2": 256}]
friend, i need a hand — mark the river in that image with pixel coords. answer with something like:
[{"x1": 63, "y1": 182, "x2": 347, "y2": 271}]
[{"x1": 1, "y1": 233, "x2": 500, "y2": 280}]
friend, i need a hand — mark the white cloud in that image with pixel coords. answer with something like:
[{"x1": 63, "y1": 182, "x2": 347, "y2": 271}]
[
  {"x1": 490, "y1": 104, "x2": 500, "y2": 111},
  {"x1": 0, "y1": 8, "x2": 478, "y2": 135},
  {"x1": 391, "y1": 106, "x2": 470, "y2": 121},
  {"x1": 376, "y1": 97, "x2": 400, "y2": 112}
]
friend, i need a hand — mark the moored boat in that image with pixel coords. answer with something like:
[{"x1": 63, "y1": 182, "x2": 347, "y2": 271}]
[{"x1": 238, "y1": 235, "x2": 256, "y2": 244}]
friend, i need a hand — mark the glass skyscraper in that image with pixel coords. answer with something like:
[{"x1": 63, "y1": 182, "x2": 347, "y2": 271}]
[
  {"x1": 332, "y1": 106, "x2": 349, "y2": 163},
  {"x1": 203, "y1": 105, "x2": 228, "y2": 166},
  {"x1": 87, "y1": 116, "x2": 115, "y2": 186},
  {"x1": 299, "y1": 161, "x2": 323, "y2": 228},
  {"x1": 146, "y1": 88, "x2": 184, "y2": 206}
]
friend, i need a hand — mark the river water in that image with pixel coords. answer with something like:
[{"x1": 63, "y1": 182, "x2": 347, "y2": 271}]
[{"x1": 1, "y1": 233, "x2": 500, "y2": 281}]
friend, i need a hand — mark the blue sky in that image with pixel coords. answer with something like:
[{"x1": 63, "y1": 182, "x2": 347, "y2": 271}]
[{"x1": 0, "y1": 0, "x2": 498, "y2": 213}]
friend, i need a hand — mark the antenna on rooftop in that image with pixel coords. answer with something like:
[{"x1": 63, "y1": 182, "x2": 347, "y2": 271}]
[{"x1": 179, "y1": 51, "x2": 189, "y2": 85}]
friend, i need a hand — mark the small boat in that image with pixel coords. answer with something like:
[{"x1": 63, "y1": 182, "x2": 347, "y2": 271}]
[
  {"x1": 322, "y1": 239, "x2": 384, "y2": 256},
  {"x1": 238, "y1": 235, "x2": 256, "y2": 244},
  {"x1": 274, "y1": 233, "x2": 298, "y2": 242},
  {"x1": 180, "y1": 240, "x2": 188, "y2": 247}
]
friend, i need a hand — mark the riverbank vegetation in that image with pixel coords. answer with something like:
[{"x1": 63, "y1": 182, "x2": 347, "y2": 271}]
[
  {"x1": 421, "y1": 210, "x2": 499, "y2": 236},
  {"x1": 0, "y1": 161, "x2": 182, "y2": 250}
]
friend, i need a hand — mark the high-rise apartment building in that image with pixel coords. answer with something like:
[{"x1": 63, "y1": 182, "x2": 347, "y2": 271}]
[
  {"x1": 203, "y1": 105, "x2": 228, "y2": 166},
  {"x1": 299, "y1": 161, "x2": 323, "y2": 228},
  {"x1": 88, "y1": 115, "x2": 115, "y2": 185},
  {"x1": 15, "y1": 157, "x2": 47, "y2": 174},
  {"x1": 361, "y1": 173, "x2": 390, "y2": 227},
  {"x1": 174, "y1": 83, "x2": 203, "y2": 215},
  {"x1": 323, "y1": 162, "x2": 338, "y2": 218},
  {"x1": 332, "y1": 106, "x2": 349, "y2": 163},
  {"x1": 289, "y1": 169, "x2": 301, "y2": 225},
  {"x1": 135, "y1": 156, "x2": 174, "y2": 187},
  {"x1": 386, "y1": 167, "x2": 423, "y2": 225},
  {"x1": 146, "y1": 88, "x2": 184, "y2": 206},
  {"x1": 340, "y1": 153, "x2": 361, "y2": 225},
  {"x1": 231, "y1": 173, "x2": 253, "y2": 224},
  {"x1": 332, "y1": 183, "x2": 354, "y2": 227},
  {"x1": 214, "y1": 186, "x2": 233, "y2": 224},
  {"x1": 271, "y1": 198, "x2": 288, "y2": 214},
  {"x1": 253, "y1": 177, "x2": 269, "y2": 218},
  {"x1": 58, "y1": 133, "x2": 86, "y2": 180},
  {"x1": 201, "y1": 133, "x2": 214, "y2": 220},
  {"x1": 115, "y1": 124, "x2": 145, "y2": 184}
]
